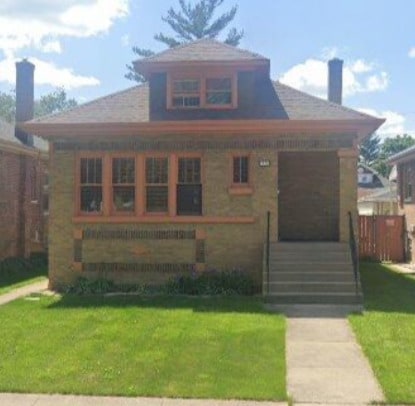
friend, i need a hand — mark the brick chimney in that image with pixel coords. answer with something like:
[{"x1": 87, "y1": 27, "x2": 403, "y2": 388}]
[
  {"x1": 328, "y1": 58, "x2": 343, "y2": 105},
  {"x1": 15, "y1": 59, "x2": 35, "y2": 146}
]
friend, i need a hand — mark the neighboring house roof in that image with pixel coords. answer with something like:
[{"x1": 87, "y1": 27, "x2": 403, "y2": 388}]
[
  {"x1": 135, "y1": 38, "x2": 268, "y2": 64},
  {"x1": 0, "y1": 118, "x2": 48, "y2": 152},
  {"x1": 388, "y1": 144, "x2": 415, "y2": 164},
  {"x1": 357, "y1": 163, "x2": 397, "y2": 203},
  {"x1": 27, "y1": 81, "x2": 378, "y2": 125}
]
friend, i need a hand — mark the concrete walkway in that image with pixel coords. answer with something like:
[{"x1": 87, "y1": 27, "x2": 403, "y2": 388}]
[
  {"x1": 286, "y1": 306, "x2": 384, "y2": 404},
  {"x1": 0, "y1": 394, "x2": 287, "y2": 406},
  {"x1": 0, "y1": 280, "x2": 49, "y2": 306}
]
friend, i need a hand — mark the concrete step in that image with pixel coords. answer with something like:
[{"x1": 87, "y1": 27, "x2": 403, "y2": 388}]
[
  {"x1": 267, "y1": 271, "x2": 356, "y2": 283},
  {"x1": 264, "y1": 293, "x2": 363, "y2": 305},
  {"x1": 268, "y1": 281, "x2": 359, "y2": 294},
  {"x1": 270, "y1": 242, "x2": 349, "y2": 252},
  {"x1": 268, "y1": 263, "x2": 353, "y2": 272},
  {"x1": 270, "y1": 252, "x2": 352, "y2": 261}
]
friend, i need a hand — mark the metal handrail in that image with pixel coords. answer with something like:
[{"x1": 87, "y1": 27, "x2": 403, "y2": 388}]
[
  {"x1": 348, "y1": 211, "x2": 360, "y2": 295},
  {"x1": 266, "y1": 211, "x2": 271, "y2": 295}
]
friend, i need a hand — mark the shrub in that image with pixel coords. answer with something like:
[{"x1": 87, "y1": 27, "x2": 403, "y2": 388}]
[{"x1": 165, "y1": 269, "x2": 255, "y2": 296}]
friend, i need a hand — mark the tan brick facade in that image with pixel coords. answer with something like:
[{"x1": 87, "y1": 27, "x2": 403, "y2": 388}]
[{"x1": 47, "y1": 135, "x2": 358, "y2": 290}]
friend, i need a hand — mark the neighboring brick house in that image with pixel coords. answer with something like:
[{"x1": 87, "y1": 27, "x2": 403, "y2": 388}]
[
  {"x1": 0, "y1": 119, "x2": 48, "y2": 259},
  {"x1": 388, "y1": 146, "x2": 415, "y2": 260},
  {"x1": 357, "y1": 163, "x2": 398, "y2": 215},
  {"x1": 20, "y1": 40, "x2": 384, "y2": 294}
]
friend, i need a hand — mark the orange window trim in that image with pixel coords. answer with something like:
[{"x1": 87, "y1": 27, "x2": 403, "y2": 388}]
[
  {"x1": 167, "y1": 72, "x2": 238, "y2": 110},
  {"x1": 228, "y1": 153, "x2": 253, "y2": 194}
]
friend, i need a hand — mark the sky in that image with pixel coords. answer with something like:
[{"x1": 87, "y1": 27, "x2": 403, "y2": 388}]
[{"x1": 0, "y1": 0, "x2": 414, "y2": 139}]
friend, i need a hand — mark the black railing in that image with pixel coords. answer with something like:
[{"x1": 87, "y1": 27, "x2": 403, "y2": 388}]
[
  {"x1": 266, "y1": 211, "x2": 271, "y2": 295},
  {"x1": 348, "y1": 211, "x2": 360, "y2": 295}
]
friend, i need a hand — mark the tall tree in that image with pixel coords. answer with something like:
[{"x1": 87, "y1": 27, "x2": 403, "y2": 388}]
[
  {"x1": 0, "y1": 88, "x2": 77, "y2": 123},
  {"x1": 373, "y1": 134, "x2": 415, "y2": 177},
  {"x1": 126, "y1": 0, "x2": 244, "y2": 82},
  {"x1": 359, "y1": 133, "x2": 381, "y2": 165},
  {"x1": 34, "y1": 88, "x2": 77, "y2": 117}
]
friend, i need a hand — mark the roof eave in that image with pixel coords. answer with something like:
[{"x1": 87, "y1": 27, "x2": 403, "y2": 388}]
[
  {"x1": 388, "y1": 145, "x2": 415, "y2": 165},
  {"x1": 18, "y1": 118, "x2": 381, "y2": 139},
  {"x1": 134, "y1": 59, "x2": 270, "y2": 78}
]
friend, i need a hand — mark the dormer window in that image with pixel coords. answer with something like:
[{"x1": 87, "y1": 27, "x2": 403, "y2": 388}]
[
  {"x1": 168, "y1": 73, "x2": 237, "y2": 109},
  {"x1": 172, "y1": 79, "x2": 200, "y2": 107}
]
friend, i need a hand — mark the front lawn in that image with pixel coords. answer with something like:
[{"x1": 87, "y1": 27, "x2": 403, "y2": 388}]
[
  {"x1": 0, "y1": 256, "x2": 48, "y2": 295},
  {"x1": 0, "y1": 295, "x2": 286, "y2": 400},
  {"x1": 349, "y1": 262, "x2": 415, "y2": 404}
]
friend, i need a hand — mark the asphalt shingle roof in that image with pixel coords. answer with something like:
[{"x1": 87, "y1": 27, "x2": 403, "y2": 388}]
[
  {"x1": 136, "y1": 38, "x2": 268, "y2": 63},
  {"x1": 29, "y1": 80, "x2": 378, "y2": 125}
]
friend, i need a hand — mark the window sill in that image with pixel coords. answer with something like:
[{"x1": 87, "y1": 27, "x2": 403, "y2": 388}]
[
  {"x1": 228, "y1": 186, "x2": 254, "y2": 196},
  {"x1": 73, "y1": 215, "x2": 256, "y2": 224}
]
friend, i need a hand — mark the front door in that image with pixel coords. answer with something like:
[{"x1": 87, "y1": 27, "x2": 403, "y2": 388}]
[{"x1": 278, "y1": 151, "x2": 339, "y2": 241}]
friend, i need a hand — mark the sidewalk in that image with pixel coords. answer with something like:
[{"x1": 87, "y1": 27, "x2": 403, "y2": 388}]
[
  {"x1": 0, "y1": 394, "x2": 287, "y2": 406},
  {"x1": 0, "y1": 280, "x2": 49, "y2": 306},
  {"x1": 285, "y1": 306, "x2": 384, "y2": 404}
]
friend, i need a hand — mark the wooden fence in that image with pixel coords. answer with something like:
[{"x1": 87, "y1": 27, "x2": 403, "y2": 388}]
[{"x1": 359, "y1": 215, "x2": 405, "y2": 262}]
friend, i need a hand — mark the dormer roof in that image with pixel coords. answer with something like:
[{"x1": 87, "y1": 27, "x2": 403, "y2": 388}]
[{"x1": 134, "y1": 39, "x2": 270, "y2": 77}]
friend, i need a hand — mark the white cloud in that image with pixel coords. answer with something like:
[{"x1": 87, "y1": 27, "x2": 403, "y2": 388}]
[
  {"x1": 0, "y1": 0, "x2": 129, "y2": 56},
  {"x1": 40, "y1": 40, "x2": 62, "y2": 54},
  {"x1": 121, "y1": 34, "x2": 130, "y2": 47},
  {"x1": 279, "y1": 57, "x2": 388, "y2": 99},
  {"x1": 408, "y1": 47, "x2": 415, "y2": 58},
  {"x1": 358, "y1": 108, "x2": 407, "y2": 138},
  {"x1": 0, "y1": 57, "x2": 100, "y2": 89}
]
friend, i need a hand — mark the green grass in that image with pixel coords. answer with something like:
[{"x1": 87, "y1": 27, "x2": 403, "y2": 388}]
[
  {"x1": 0, "y1": 256, "x2": 48, "y2": 295},
  {"x1": 349, "y1": 262, "x2": 415, "y2": 404},
  {"x1": 0, "y1": 295, "x2": 286, "y2": 400}
]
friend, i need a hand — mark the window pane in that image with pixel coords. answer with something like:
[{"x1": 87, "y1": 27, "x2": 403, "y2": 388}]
[
  {"x1": 113, "y1": 186, "x2": 135, "y2": 212},
  {"x1": 177, "y1": 184, "x2": 202, "y2": 215},
  {"x1": 233, "y1": 156, "x2": 249, "y2": 183},
  {"x1": 146, "y1": 157, "x2": 168, "y2": 184},
  {"x1": 178, "y1": 158, "x2": 201, "y2": 184},
  {"x1": 172, "y1": 96, "x2": 200, "y2": 107},
  {"x1": 206, "y1": 91, "x2": 232, "y2": 105},
  {"x1": 81, "y1": 158, "x2": 102, "y2": 184},
  {"x1": 112, "y1": 158, "x2": 135, "y2": 184},
  {"x1": 80, "y1": 186, "x2": 102, "y2": 212},
  {"x1": 173, "y1": 80, "x2": 200, "y2": 93},
  {"x1": 146, "y1": 186, "x2": 168, "y2": 212},
  {"x1": 206, "y1": 78, "x2": 231, "y2": 90}
]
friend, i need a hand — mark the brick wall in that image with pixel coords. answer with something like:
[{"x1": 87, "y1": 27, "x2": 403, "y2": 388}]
[
  {"x1": 0, "y1": 148, "x2": 47, "y2": 260},
  {"x1": 48, "y1": 136, "x2": 356, "y2": 290}
]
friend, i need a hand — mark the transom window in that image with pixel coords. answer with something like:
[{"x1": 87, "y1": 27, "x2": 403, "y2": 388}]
[
  {"x1": 233, "y1": 156, "x2": 249, "y2": 184},
  {"x1": 112, "y1": 158, "x2": 135, "y2": 212},
  {"x1": 146, "y1": 157, "x2": 168, "y2": 213},
  {"x1": 169, "y1": 74, "x2": 235, "y2": 109},
  {"x1": 80, "y1": 157, "x2": 102, "y2": 213}
]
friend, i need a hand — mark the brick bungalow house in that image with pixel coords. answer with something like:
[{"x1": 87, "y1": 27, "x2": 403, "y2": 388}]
[
  {"x1": 19, "y1": 40, "x2": 384, "y2": 302},
  {"x1": 388, "y1": 146, "x2": 415, "y2": 261},
  {"x1": 0, "y1": 62, "x2": 48, "y2": 259}
]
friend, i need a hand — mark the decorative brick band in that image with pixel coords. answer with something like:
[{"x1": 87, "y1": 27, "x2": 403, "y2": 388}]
[
  {"x1": 195, "y1": 239, "x2": 205, "y2": 263},
  {"x1": 55, "y1": 136, "x2": 353, "y2": 152},
  {"x1": 83, "y1": 228, "x2": 196, "y2": 240},
  {"x1": 83, "y1": 263, "x2": 194, "y2": 273}
]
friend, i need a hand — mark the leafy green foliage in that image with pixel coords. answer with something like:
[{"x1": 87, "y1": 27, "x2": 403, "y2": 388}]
[
  {"x1": 373, "y1": 134, "x2": 415, "y2": 177},
  {"x1": 126, "y1": 0, "x2": 244, "y2": 82},
  {"x1": 0, "y1": 88, "x2": 77, "y2": 123},
  {"x1": 0, "y1": 90, "x2": 16, "y2": 123},
  {"x1": 359, "y1": 133, "x2": 380, "y2": 165},
  {"x1": 67, "y1": 270, "x2": 255, "y2": 296},
  {"x1": 165, "y1": 269, "x2": 255, "y2": 295},
  {"x1": 349, "y1": 263, "x2": 415, "y2": 403},
  {"x1": 34, "y1": 88, "x2": 77, "y2": 117}
]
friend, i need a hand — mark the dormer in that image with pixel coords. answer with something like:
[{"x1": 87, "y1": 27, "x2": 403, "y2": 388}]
[{"x1": 133, "y1": 39, "x2": 271, "y2": 121}]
